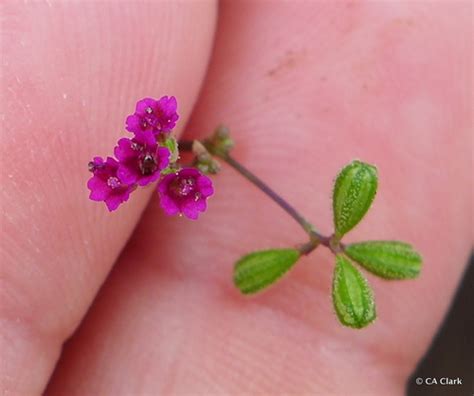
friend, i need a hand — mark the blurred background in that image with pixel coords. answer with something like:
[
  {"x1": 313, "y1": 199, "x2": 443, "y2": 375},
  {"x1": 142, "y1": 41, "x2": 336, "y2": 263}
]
[{"x1": 408, "y1": 253, "x2": 473, "y2": 395}]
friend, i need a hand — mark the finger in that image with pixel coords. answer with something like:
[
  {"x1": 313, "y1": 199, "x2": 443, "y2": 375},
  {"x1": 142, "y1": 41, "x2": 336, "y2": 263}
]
[
  {"x1": 46, "y1": 1, "x2": 471, "y2": 394},
  {"x1": 0, "y1": 1, "x2": 216, "y2": 394}
]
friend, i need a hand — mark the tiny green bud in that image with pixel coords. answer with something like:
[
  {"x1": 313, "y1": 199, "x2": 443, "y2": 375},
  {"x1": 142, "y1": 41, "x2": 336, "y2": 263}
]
[
  {"x1": 345, "y1": 241, "x2": 422, "y2": 279},
  {"x1": 192, "y1": 140, "x2": 221, "y2": 174},
  {"x1": 204, "y1": 125, "x2": 235, "y2": 157},
  {"x1": 332, "y1": 254, "x2": 376, "y2": 328},
  {"x1": 333, "y1": 160, "x2": 378, "y2": 239},
  {"x1": 234, "y1": 248, "x2": 300, "y2": 294}
]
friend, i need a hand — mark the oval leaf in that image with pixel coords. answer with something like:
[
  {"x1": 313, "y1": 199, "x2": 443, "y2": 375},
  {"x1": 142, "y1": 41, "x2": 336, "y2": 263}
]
[
  {"x1": 333, "y1": 160, "x2": 378, "y2": 238},
  {"x1": 234, "y1": 249, "x2": 300, "y2": 294},
  {"x1": 345, "y1": 241, "x2": 422, "y2": 279},
  {"x1": 332, "y1": 255, "x2": 376, "y2": 328}
]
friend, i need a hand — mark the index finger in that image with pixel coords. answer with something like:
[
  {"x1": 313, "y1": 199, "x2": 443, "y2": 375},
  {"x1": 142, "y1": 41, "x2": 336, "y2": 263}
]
[{"x1": 0, "y1": 1, "x2": 216, "y2": 394}]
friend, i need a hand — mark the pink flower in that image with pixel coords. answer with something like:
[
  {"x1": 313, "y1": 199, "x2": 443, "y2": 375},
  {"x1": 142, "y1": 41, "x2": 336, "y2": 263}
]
[
  {"x1": 87, "y1": 157, "x2": 135, "y2": 211},
  {"x1": 126, "y1": 96, "x2": 179, "y2": 136},
  {"x1": 114, "y1": 130, "x2": 170, "y2": 187},
  {"x1": 158, "y1": 168, "x2": 214, "y2": 220}
]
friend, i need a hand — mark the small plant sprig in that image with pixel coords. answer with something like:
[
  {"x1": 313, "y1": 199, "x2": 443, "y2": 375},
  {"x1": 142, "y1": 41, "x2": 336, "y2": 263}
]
[{"x1": 87, "y1": 96, "x2": 422, "y2": 329}]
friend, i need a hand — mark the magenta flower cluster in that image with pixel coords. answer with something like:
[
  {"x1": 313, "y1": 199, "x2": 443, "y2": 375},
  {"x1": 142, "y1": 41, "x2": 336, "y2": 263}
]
[{"x1": 87, "y1": 97, "x2": 213, "y2": 219}]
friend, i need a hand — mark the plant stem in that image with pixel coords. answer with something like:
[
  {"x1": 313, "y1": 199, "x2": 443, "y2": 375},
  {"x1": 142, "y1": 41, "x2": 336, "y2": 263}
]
[
  {"x1": 224, "y1": 154, "x2": 315, "y2": 234},
  {"x1": 179, "y1": 139, "x2": 332, "y2": 252}
]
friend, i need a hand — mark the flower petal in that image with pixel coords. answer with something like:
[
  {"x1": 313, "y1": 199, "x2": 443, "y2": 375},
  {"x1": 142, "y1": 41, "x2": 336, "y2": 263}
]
[
  {"x1": 117, "y1": 164, "x2": 139, "y2": 185},
  {"x1": 178, "y1": 168, "x2": 200, "y2": 179},
  {"x1": 197, "y1": 175, "x2": 214, "y2": 197},
  {"x1": 114, "y1": 138, "x2": 135, "y2": 161},
  {"x1": 134, "y1": 129, "x2": 156, "y2": 147},
  {"x1": 157, "y1": 173, "x2": 175, "y2": 193},
  {"x1": 159, "y1": 194, "x2": 180, "y2": 216},
  {"x1": 125, "y1": 114, "x2": 142, "y2": 133},
  {"x1": 136, "y1": 97, "x2": 156, "y2": 114},
  {"x1": 157, "y1": 147, "x2": 171, "y2": 170},
  {"x1": 182, "y1": 201, "x2": 200, "y2": 220},
  {"x1": 87, "y1": 176, "x2": 109, "y2": 201},
  {"x1": 137, "y1": 171, "x2": 161, "y2": 186},
  {"x1": 195, "y1": 198, "x2": 207, "y2": 212},
  {"x1": 105, "y1": 195, "x2": 124, "y2": 211}
]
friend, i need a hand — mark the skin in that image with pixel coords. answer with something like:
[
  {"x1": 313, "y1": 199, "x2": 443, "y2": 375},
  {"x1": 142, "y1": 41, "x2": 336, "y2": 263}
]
[{"x1": 0, "y1": 1, "x2": 471, "y2": 395}]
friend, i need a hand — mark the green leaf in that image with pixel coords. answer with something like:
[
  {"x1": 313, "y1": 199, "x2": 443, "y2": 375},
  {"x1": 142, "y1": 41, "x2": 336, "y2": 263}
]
[
  {"x1": 234, "y1": 249, "x2": 300, "y2": 294},
  {"x1": 332, "y1": 255, "x2": 376, "y2": 329},
  {"x1": 333, "y1": 160, "x2": 378, "y2": 239},
  {"x1": 345, "y1": 241, "x2": 422, "y2": 279}
]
